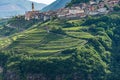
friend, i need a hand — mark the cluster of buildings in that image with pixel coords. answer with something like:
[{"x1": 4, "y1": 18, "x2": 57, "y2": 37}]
[
  {"x1": 25, "y1": 3, "x2": 55, "y2": 21},
  {"x1": 25, "y1": 0, "x2": 120, "y2": 21}
]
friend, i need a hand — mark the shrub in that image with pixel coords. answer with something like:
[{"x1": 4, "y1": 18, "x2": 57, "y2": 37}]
[
  {"x1": 50, "y1": 27, "x2": 66, "y2": 35},
  {"x1": 61, "y1": 48, "x2": 76, "y2": 54},
  {"x1": 113, "y1": 5, "x2": 120, "y2": 11}
]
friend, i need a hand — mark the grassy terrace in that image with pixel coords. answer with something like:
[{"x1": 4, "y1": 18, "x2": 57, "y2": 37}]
[
  {"x1": 0, "y1": 38, "x2": 12, "y2": 49},
  {"x1": 8, "y1": 29, "x2": 86, "y2": 57},
  {"x1": 0, "y1": 19, "x2": 92, "y2": 58}
]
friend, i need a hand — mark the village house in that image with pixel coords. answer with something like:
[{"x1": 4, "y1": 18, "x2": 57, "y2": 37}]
[
  {"x1": 85, "y1": 4, "x2": 98, "y2": 15},
  {"x1": 90, "y1": 0, "x2": 97, "y2": 5},
  {"x1": 69, "y1": 7, "x2": 84, "y2": 14},
  {"x1": 98, "y1": 1, "x2": 105, "y2": 8},
  {"x1": 108, "y1": 0, "x2": 119, "y2": 6},
  {"x1": 97, "y1": 8, "x2": 108, "y2": 14},
  {"x1": 44, "y1": 11, "x2": 57, "y2": 19},
  {"x1": 57, "y1": 6, "x2": 86, "y2": 19},
  {"x1": 25, "y1": 11, "x2": 40, "y2": 20},
  {"x1": 107, "y1": 0, "x2": 120, "y2": 10},
  {"x1": 57, "y1": 8, "x2": 69, "y2": 18},
  {"x1": 67, "y1": 7, "x2": 86, "y2": 19},
  {"x1": 43, "y1": 15, "x2": 50, "y2": 21},
  {"x1": 86, "y1": 0, "x2": 110, "y2": 15},
  {"x1": 25, "y1": 2, "x2": 40, "y2": 20},
  {"x1": 25, "y1": 2, "x2": 52, "y2": 21}
]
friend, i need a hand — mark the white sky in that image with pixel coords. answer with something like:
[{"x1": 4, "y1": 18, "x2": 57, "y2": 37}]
[{"x1": 29, "y1": 0, "x2": 56, "y2": 4}]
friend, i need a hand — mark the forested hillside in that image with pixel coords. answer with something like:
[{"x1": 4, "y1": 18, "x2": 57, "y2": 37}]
[
  {"x1": 66, "y1": 0, "x2": 90, "y2": 7},
  {"x1": 70, "y1": 0, "x2": 89, "y2": 4},
  {"x1": 0, "y1": 17, "x2": 40, "y2": 37},
  {"x1": 42, "y1": 0, "x2": 90, "y2": 11},
  {"x1": 0, "y1": 13, "x2": 120, "y2": 80},
  {"x1": 42, "y1": 0, "x2": 71, "y2": 11}
]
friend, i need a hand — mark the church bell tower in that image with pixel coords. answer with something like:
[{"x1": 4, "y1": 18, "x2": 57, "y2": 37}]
[{"x1": 32, "y1": 2, "x2": 34, "y2": 11}]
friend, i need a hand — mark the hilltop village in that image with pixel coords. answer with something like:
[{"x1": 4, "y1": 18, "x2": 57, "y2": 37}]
[{"x1": 25, "y1": 0, "x2": 120, "y2": 21}]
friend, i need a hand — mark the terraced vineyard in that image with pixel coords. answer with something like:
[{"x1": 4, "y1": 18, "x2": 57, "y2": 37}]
[
  {"x1": 0, "y1": 37, "x2": 12, "y2": 49},
  {"x1": 6, "y1": 24, "x2": 87, "y2": 57},
  {"x1": 0, "y1": 19, "x2": 95, "y2": 59}
]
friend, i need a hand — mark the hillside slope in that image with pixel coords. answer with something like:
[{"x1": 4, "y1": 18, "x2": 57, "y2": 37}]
[
  {"x1": 1, "y1": 13, "x2": 119, "y2": 79},
  {"x1": 3, "y1": 20, "x2": 87, "y2": 56},
  {"x1": 0, "y1": 17, "x2": 40, "y2": 37},
  {"x1": 41, "y1": 0, "x2": 71, "y2": 11}
]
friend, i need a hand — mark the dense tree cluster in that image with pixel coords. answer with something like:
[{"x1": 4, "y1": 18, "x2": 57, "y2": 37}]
[
  {"x1": 0, "y1": 17, "x2": 40, "y2": 36},
  {"x1": 113, "y1": 5, "x2": 120, "y2": 11},
  {"x1": 66, "y1": 0, "x2": 90, "y2": 7}
]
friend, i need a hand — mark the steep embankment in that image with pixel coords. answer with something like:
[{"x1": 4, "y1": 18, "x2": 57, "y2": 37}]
[{"x1": 0, "y1": 13, "x2": 120, "y2": 80}]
